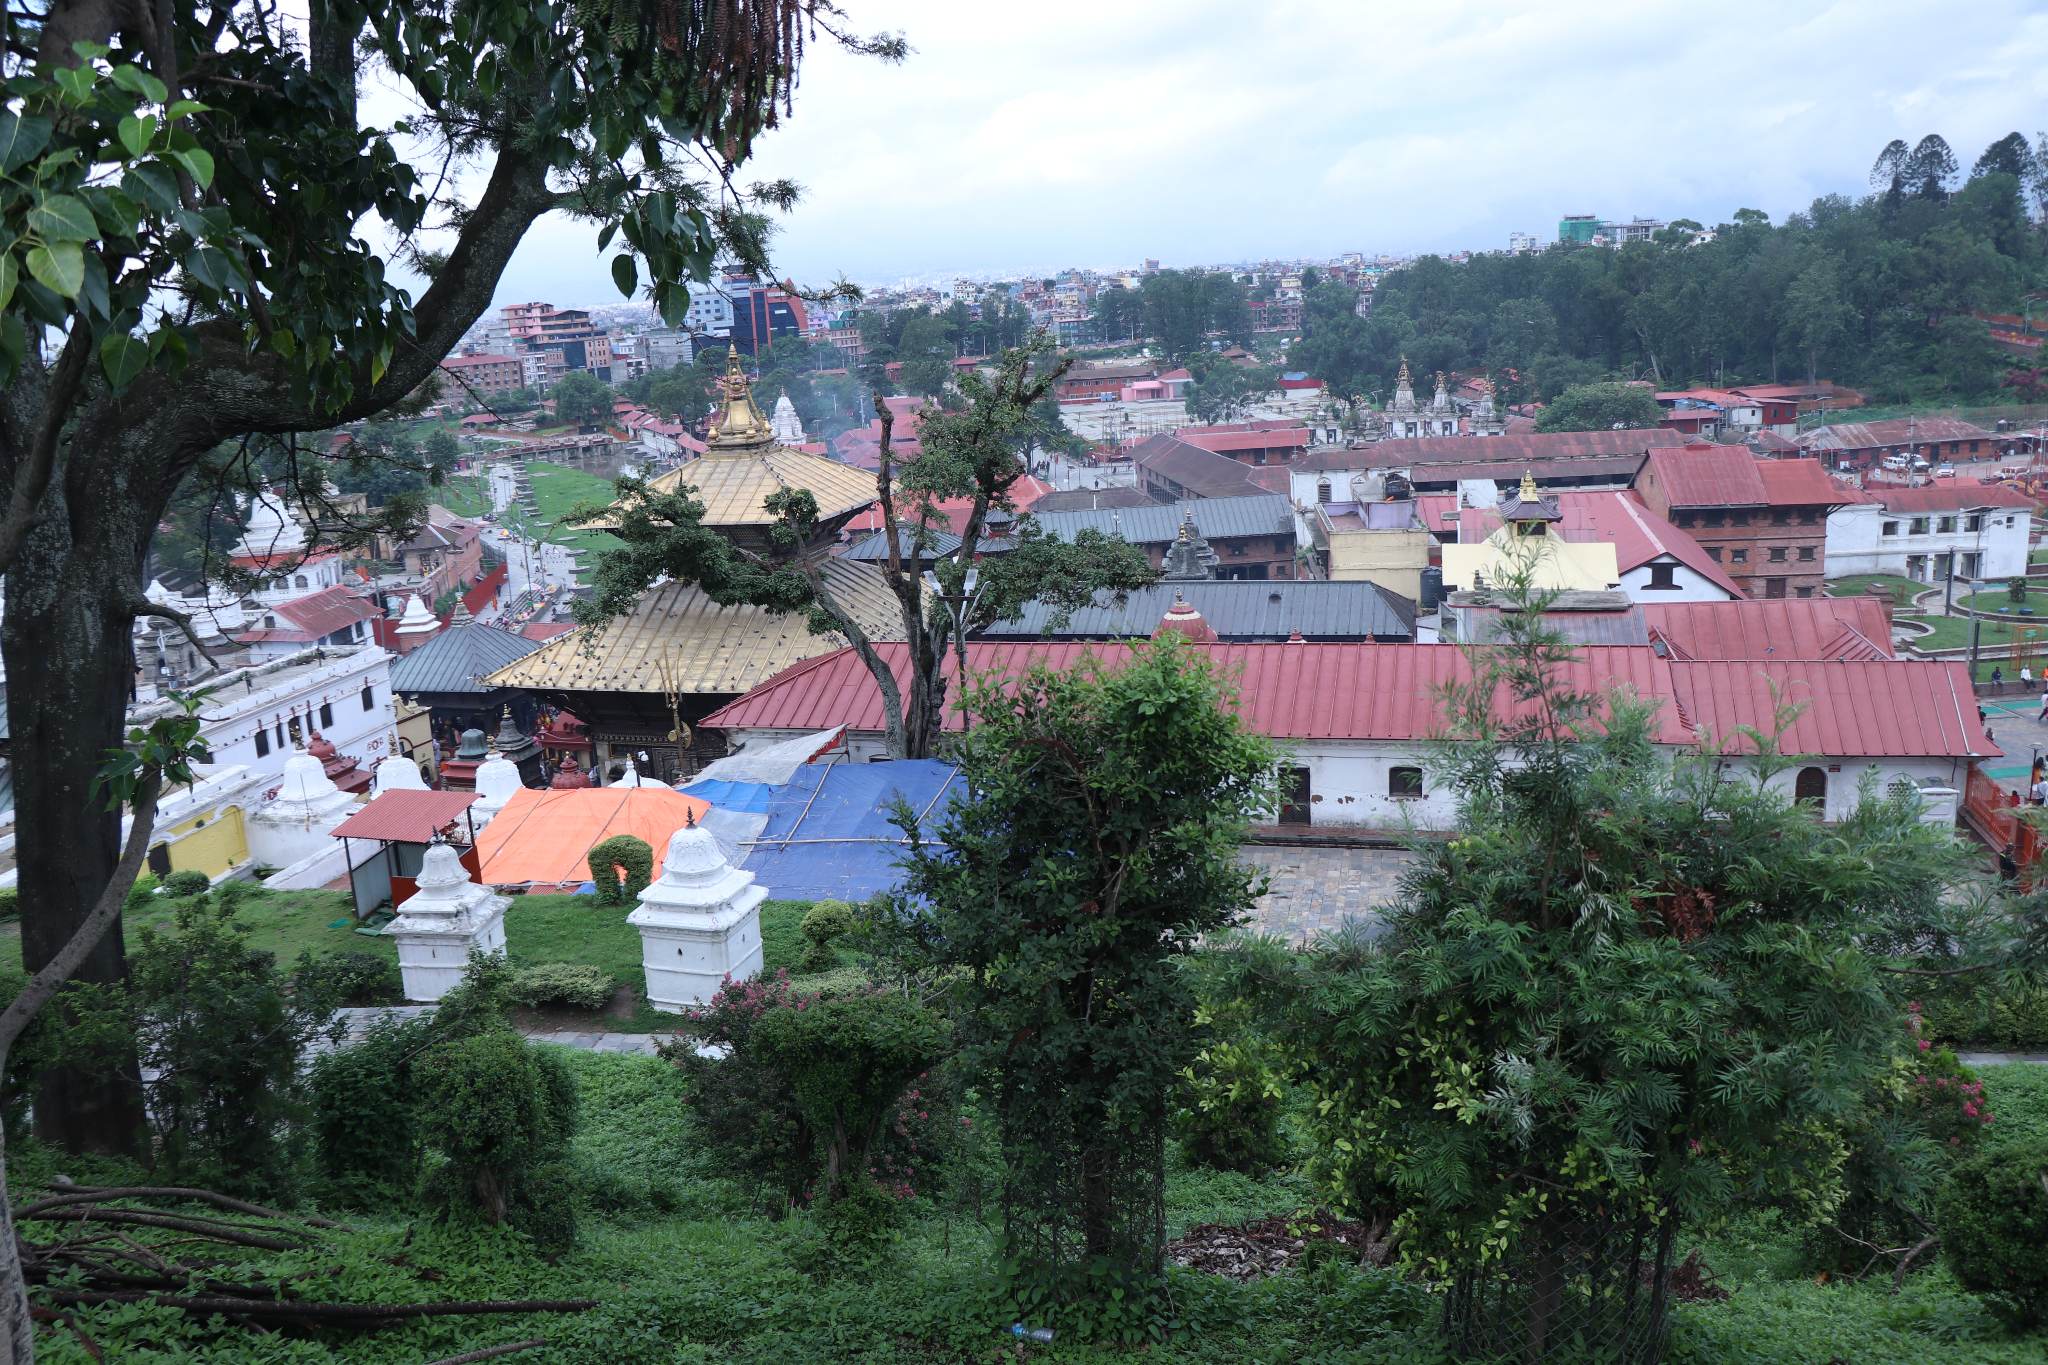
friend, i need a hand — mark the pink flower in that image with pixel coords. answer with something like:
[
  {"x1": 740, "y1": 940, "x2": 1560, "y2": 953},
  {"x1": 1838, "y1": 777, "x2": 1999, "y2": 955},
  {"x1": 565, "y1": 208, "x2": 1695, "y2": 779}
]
[
  {"x1": 1918, "y1": 1039, "x2": 1932, "y2": 1052},
  {"x1": 1908, "y1": 1001, "x2": 1922, "y2": 1013},
  {"x1": 1964, "y1": 1102, "x2": 1980, "y2": 1118}
]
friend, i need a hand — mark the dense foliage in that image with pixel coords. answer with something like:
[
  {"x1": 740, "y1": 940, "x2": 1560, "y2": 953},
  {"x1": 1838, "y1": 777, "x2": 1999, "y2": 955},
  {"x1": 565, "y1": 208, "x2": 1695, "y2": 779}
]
[
  {"x1": 507, "y1": 961, "x2": 616, "y2": 1011},
  {"x1": 1937, "y1": 1134, "x2": 2048, "y2": 1327},
  {"x1": 417, "y1": 1029, "x2": 580, "y2": 1247},
  {"x1": 891, "y1": 638, "x2": 1278, "y2": 1321},
  {"x1": 798, "y1": 899, "x2": 855, "y2": 972},
  {"x1": 1245, "y1": 597, "x2": 1966, "y2": 1322},
  {"x1": 1293, "y1": 136, "x2": 2043, "y2": 405}
]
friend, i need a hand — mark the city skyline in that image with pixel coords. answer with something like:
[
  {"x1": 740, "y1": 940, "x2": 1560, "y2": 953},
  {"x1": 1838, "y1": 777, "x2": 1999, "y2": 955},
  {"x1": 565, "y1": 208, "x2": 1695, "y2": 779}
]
[{"x1": 442, "y1": 0, "x2": 2048, "y2": 308}]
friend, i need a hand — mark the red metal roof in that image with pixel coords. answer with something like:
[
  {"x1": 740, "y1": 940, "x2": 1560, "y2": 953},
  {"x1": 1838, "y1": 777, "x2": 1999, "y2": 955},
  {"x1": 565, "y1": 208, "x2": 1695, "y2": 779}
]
[
  {"x1": 1178, "y1": 427, "x2": 1310, "y2": 454},
  {"x1": 1669, "y1": 659, "x2": 1997, "y2": 758},
  {"x1": 700, "y1": 642, "x2": 1692, "y2": 745},
  {"x1": 1640, "y1": 599, "x2": 1895, "y2": 662},
  {"x1": 1755, "y1": 458, "x2": 1854, "y2": 507},
  {"x1": 259, "y1": 586, "x2": 382, "y2": 640},
  {"x1": 1298, "y1": 429, "x2": 1685, "y2": 474},
  {"x1": 329, "y1": 790, "x2": 480, "y2": 843},
  {"x1": 1871, "y1": 485, "x2": 2037, "y2": 514}
]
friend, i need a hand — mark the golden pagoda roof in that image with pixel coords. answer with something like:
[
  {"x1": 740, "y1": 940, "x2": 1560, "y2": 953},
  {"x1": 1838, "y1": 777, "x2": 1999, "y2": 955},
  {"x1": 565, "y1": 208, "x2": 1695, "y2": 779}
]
[
  {"x1": 583, "y1": 353, "x2": 876, "y2": 530},
  {"x1": 481, "y1": 558, "x2": 907, "y2": 697}
]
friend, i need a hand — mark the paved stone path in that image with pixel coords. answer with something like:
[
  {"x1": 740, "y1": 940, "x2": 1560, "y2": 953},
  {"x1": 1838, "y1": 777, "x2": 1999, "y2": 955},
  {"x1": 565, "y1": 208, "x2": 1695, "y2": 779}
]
[
  {"x1": 326, "y1": 1006, "x2": 666, "y2": 1055},
  {"x1": 1242, "y1": 843, "x2": 1413, "y2": 943}
]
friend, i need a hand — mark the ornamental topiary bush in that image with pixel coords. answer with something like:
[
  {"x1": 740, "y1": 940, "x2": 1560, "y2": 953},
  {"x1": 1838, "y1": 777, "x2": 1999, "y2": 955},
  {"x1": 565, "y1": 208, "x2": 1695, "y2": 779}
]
[
  {"x1": 161, "y1": 868, "x2": 213, "y2": 898},
  {"x1": 798, "y1": 899, "x2": 855, "y2": 972},
  {"x1": 587, "y1": 834, "x2": 654, "y2": 905},
  {"x1": 508, "y1": 961, "x2": 615, "y2": 1012},
  {"x1": 1937, "y1": 1134, "x2": 2048, "y2": 1327}
]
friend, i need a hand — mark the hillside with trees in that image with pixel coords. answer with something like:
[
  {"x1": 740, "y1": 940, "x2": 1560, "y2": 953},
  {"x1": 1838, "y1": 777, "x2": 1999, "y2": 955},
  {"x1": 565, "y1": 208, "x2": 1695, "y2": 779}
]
[{"x1": 1292, "y1": 132, "x2": 2047, "y2": 408}]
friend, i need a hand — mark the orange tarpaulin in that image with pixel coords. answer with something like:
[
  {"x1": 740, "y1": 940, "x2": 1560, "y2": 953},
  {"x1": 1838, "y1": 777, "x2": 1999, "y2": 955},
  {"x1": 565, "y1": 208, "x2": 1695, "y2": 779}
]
[{"x1": 474, "y1": 786, "x2": 712, "y2": 887}]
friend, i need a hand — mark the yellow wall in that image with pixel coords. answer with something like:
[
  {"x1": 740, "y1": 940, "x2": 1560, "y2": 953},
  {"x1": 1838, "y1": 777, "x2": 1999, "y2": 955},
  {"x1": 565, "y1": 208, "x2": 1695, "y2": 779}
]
[
  {"x1": 1326, "y1": 527, "x2": 1432, "y2": 600},
  {"x1": 160, "y1": 805, "x2": 249, "y2": 879},
  {"x1": 1442, "y1": 531, "x2": 1618, "y2": 594}
]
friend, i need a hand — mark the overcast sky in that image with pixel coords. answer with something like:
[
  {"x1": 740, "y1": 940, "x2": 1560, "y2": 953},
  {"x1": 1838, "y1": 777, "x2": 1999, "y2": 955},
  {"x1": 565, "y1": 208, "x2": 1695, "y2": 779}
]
[{"x1": 481, "y1": 0, "x2": 2048, "y2": 308}]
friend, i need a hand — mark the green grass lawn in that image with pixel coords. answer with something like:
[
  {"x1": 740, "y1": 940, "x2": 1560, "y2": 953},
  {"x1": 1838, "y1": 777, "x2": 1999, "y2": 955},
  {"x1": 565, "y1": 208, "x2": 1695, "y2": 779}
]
[
  {"x1": 522, "y1": 459, "x2": 618, "y2": 558},
  {"x1": 1827, "y1": 573, "x2": 1931, "y2": 607},
  {"x1": 1896, "y1": 612, "x2": 2028, "y2": 653},
  {"x1": 1952, "y1": 588, "x2": 2048, "y2": 617}
]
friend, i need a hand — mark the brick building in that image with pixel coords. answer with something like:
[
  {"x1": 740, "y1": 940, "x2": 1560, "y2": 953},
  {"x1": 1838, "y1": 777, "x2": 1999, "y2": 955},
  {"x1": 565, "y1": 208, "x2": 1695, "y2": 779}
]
[
  {"x1": 437, "y1": 353, "x2": 527, "y2": 398},
  {"x1": 1055, "y1": 360, "x2": 1159, "y2": 403},
  {"x1": 1633, "y1": 445, "x2": 1853, "y2": 599}
]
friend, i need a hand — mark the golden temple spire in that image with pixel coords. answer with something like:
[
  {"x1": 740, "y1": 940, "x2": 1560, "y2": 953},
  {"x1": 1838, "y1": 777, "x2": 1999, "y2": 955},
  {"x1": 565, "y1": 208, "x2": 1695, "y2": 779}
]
[
  {"x1": 707, "y1": 349, "x2": 775, "y2": 448},
  {"x1": 1519, "y1": 470, "x2": 1541, "y2": 502}
]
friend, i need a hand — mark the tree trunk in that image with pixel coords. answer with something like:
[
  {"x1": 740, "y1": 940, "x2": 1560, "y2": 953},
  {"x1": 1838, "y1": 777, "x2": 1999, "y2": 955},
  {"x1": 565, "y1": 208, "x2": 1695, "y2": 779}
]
[
  {"x1": 0, "y1": 1119, "x2": 30, "y2": 1365},
  {"x1": 1, "y1": 450, "x2": 159, "y2": 1155}
]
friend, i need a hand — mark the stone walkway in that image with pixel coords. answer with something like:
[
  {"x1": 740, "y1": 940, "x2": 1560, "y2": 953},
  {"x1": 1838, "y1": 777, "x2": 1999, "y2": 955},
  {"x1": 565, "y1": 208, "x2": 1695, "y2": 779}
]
[
  {"x1": 1242, "y1": 843, "x2": 1413, "y2": 943},
  {"x1": 325, "y1": 1006, "x2": 666, "y2": 1055}
]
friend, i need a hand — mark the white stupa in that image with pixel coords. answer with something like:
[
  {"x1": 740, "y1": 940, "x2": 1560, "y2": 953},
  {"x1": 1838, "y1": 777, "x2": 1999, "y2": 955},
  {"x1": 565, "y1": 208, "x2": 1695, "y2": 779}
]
[
  {"x1": 245, "y1": 751, "x2": 357, "y2": 869},
  {"x1": 387, "y1": 840, "x2": 509, "y2": 1001},
  {"x1": 628, "y1": 815, "x2": 767, "y2": 1010},
  {"x1": 371, "y1": 753, "x2": 428, "y2": 797},
  {"x1": 231, "y1": 487, "x2": 310, "y2": 560},
  {"x1": 394, "y1": 593, "x2": 439, "y2": 652},
  {"x1": 769, "y1": 392, "x2": 805, "y2": 446},
  {"x1": 471, "y1": 743, "x2": 523, "y2": 824}
]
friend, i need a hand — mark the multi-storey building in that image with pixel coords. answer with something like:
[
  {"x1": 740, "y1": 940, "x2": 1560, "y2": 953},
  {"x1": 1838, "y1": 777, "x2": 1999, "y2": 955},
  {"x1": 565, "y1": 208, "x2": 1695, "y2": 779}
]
[
  {"x1": 1633, "y1": 444, "x2": 1852, "y2": 599},
  {"x1": 437, "y1": 353, "x2": 527, "y2": 398},
  {"x1": 499, "y1": 302, "x2": 614, "y2": 383},
  {"x1": 1825, "y1": 484, "x2": 2035, "y2": 585},
  {"x1": 724, "y1": 273, "x2": 809, "y2": 356}
]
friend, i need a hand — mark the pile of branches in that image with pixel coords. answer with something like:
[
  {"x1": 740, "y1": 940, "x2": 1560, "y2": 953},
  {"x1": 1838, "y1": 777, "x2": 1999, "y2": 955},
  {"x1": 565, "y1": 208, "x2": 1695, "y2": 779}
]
[{"x1": 18, "y1": 1180, "x2": 594, "y2": 1353}]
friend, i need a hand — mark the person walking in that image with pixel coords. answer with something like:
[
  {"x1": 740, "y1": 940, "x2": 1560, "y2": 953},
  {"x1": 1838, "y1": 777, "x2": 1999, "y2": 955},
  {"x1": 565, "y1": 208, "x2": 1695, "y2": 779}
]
[{"x1": 2038, "y1": 687, "x2": 2048, "y2": 722}]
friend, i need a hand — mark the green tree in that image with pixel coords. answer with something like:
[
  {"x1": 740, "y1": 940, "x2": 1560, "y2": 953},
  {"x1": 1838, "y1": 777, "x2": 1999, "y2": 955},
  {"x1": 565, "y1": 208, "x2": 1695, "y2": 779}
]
[
  {"x1": 0, "y1": 0, "x2": 893, "y2": 1157},
  {"x1": 580, "y1": 340, "x2": 1155, "y2": 758},
  {"x1": 1253, "y1": 592, "x2": 1964, "y2": 1351},
  {"x1": 1783, "y1": 254, "x2": 1857, "y2": 387},
  {"x1": 891, "y1": 639, "x2": 1278, "y2": 1316},
  {"x1": 894, "y1": 312, "x2": 953, "y2": 397},
  {"x1": 551, "y1": 371, "x2": 615, "y2": 430},
  {"x1": 1532, "y1": 381, "x2": 1663, "y2": 432}
]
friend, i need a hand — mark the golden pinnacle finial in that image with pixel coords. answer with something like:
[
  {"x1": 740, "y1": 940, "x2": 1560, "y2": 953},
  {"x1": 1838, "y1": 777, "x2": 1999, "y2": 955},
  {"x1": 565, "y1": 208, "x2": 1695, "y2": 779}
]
[
  {"x1": 1397, "y1": 357, "x2": 1411, "y2": 385},
  {"x1": 1519, "y1": 470, "x2": 1540, "y2": 502}
]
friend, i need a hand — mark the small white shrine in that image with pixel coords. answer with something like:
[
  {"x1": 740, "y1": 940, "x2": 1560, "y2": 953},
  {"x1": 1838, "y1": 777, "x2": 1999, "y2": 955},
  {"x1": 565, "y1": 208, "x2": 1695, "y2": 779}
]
[
  {"x1": 471, "y1": 745, "x2": 523, "y2": 825},
  {"x1": 387, "y1": 840, "x2": 509, "y2": 1002},
  {"x1": 371, "y1": 753, "x2": 427, "y2": 796},
  {"x1": 628, "y1": 814, "x2": 766, "y2": 1010},
  {"x1": 245, "y1": 751, "x2": 357, "y2": 869}
]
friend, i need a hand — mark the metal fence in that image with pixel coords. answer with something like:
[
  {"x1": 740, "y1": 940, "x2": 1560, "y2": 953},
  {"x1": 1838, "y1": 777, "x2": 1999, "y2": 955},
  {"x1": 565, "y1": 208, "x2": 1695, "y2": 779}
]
[{"x1": 1442, "y1": 1210, "x2": 1679, "y2": 1364}]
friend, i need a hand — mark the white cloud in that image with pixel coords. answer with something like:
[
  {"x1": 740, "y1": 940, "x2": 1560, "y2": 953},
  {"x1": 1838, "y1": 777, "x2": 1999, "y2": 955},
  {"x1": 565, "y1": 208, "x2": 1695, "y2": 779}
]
[{"x1": 460, "y1": 0, "x2": 2048, "y2": 306}]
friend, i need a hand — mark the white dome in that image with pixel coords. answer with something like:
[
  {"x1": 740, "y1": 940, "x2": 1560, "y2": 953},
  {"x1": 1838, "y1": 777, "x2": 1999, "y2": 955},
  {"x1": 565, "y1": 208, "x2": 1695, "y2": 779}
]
[
  {"x1": 275, "y1": 752, "x2": 339, "y2": 804},
  {"x1": 372, "y1": 754, "x2": 427, "y2": 796},
  {"x1": 232, "y1": 488, "x2": 309, "y2": 558}
]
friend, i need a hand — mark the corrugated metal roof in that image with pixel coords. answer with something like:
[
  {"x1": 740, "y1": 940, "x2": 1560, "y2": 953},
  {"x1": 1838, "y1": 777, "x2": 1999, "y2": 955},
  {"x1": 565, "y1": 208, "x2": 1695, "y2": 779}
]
[
  {"x1": 1404, "y1": 454, "x2": 1649, "y2": 488},
  {"x1": 1297, "y1": 429, "x2": 1685, "y2": 474},
  {"x1": 390, "y1": 623, "x2": 543, "y2": 696},
  {"x1": 329, "y1": 790, "x2": 480, "y2": 843},
  {"x1": 1798, "y1": 417, "x2": 1996, "y2": 450},
  {"x1": 701, "y1": 642, "x2": 1692, "y2": 745},
  {"x1": 1670, "y1": 659, "x2": 1997, "y2": 758},
  {"x1": 1640, "y1": 599, "x2": 1896, "y2": 662},
  {"x1": 263, "y1": 587, "x2": 382, "y2": 639},
  {"x1": 1873, "y1": 485, "x2": 2037, "y2": 514},
  {"x1": 841, "y1": 527, "x2": 965, "y2": 561},
  {"x1": 1030, "y1": 493, "x2": 1293, "y2": 545},
  {"x1": 481, "y1": 557, "x2": 908, "y2": 697},
  {"x1": 1643, "y1": 446, "x2": 1766, "y2": 506},
  {"x1": 1129, "y1": 434, "x2": 1270, "y2": 498},
  {"x1": 976, "y1": 581, "x2": 1414, "y2": 641}
]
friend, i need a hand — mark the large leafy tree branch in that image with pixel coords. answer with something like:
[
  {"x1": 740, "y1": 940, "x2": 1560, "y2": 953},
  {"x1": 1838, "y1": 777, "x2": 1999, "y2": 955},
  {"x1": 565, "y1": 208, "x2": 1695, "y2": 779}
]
[
  {"x1": 580, "y1": 338, "x2": 1154, "y2": 758},
  {"x1": 0, "y1": 0, "x2": 899, "y2": 1153}
]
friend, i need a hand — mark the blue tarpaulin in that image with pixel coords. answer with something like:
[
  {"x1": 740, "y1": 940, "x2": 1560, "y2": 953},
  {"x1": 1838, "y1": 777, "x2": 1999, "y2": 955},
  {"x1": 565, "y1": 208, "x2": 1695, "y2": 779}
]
[
  {"x1": 741, "y1": 760, "x2": 960, "y2": 903},
  {"x1": 675, "y1": 777, "x2": 776, "y2": 813}
]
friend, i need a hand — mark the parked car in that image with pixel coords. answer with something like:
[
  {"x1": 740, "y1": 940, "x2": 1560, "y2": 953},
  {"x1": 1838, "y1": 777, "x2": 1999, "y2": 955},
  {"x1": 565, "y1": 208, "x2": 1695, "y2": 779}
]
[{"x1": 1935, "y1": 464, "x2": 1956, "y2": 478}]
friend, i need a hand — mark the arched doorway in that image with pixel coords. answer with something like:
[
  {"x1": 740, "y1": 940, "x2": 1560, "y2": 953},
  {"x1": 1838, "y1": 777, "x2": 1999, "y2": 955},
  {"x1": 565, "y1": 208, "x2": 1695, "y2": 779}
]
[{"x1": 1794, "y1": 766, "x2": 1828, "y2": 809}]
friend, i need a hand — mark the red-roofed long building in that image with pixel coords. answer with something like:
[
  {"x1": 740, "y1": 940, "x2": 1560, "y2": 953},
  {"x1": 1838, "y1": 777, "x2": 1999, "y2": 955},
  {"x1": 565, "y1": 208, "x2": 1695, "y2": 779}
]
[
  {"x1": 701, "y1": 640, "x2": 1992, "y2": 830},
  {"x1": 1633, "y1": 445, "x2": 1855, "y2": 599}
]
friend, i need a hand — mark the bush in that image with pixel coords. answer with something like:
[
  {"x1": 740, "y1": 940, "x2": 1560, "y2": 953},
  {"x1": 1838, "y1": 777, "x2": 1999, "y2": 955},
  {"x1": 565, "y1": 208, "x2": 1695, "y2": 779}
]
[
  {"x1": 306, "y1": 1012, "x2": 439, "y2": 1204},
  {"x1": 1174, "y1": 1038, "x2": 1289, "y2": 1175},
  {"x1": 0, "y1": 889, "x2": 19, "y2": 923},
  {"x1": 664, "y1": 971, "x2": 815, "y2": 1207},
  {"x1": 799, "y1": 900, "x2": 854, "y2": 973},
  {"x1": 1936, "y1": 1134, "x2": 2048, "y2": 1327},
  {"x1": 751, "y1": 992, "x2": 951, "y2": 1202},
  {"x1": 290, "y1": 949, "x2": 403, "y2": 1008},
  {"x1": 508, "y1": 962, "x2": 615, "y2": 1012},
  {"x1": 1919, "y1": 977, "x2": 2048, "y2": 1049},
  {"x1": 587, "y1": 834, "x2": 653, "y2": 905},
  {"x1": 160, "y1": 869, "x2": 213, "y2": 898},
  {"x1": 417, "y1": 1029, "x2": 580, "y2": 1248},
  {"x1": 52, "y1": 894, "x2": 337, "y2": 1199}
]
